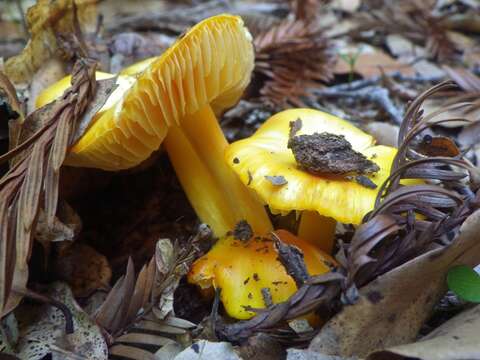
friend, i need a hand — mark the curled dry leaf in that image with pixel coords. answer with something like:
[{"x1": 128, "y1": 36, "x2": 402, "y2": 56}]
[
  {"x1": 218, "y1": 82, "x2": 476, "y2": 344},
  {"x1": 0, "y1": 71, "x2": 23, "y2": 121},
  {"x1": 368, "y1": 304, "x2": 480, "y2": 360},
  {"x1": 0, "y1": 71, "x2": 23, "y2": 142},
  {"x1": 35, "y1": 201, "x2": 82, "y2": 250},
  {"x1": 307, "y1": 82, "x2": 480, "y2": 356},
  {"x1": 27, "y1": 59, "x2": 66, "y2": 114},
  {"x1": 0, "y1": 282, "x2": 107, "y2": 360},
  {"x1": 4, "y1": 0, "x2": 97, "y2": 83},
  {"x1": 95, "y1": 233, "x2": 203, "y2": 356},
  {"x1": 0, "y1": 59, "x2": 98, "y2": 317},
  {"x1": 0, "y1": 56, "x2": 116, "y2": 317},
  {"x1": 309, "y1": 209, "x2": 480, "y2": 357}
]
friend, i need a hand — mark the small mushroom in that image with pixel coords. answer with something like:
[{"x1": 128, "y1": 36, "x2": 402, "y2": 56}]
[
  {"x1": 36, "y1": 15, "x2": 272, "y2": 237},
  {"x1": 225, "y1": 108, "x2": 399, "y2": 251},
  {"x1": 188, "y1": 229, "x2": 336, "y2": 320}
]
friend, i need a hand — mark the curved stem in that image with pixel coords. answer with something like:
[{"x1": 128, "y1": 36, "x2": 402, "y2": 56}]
[
  {"x1": 164, "y1": 104, "x2": 272, "y2": 236},
  {"x1": 297, "y1": 211, "x2": 336, "y2": 253}
]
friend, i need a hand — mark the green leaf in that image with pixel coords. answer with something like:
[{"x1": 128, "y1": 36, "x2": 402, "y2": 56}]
[{"x1": 447, "y1": 265, "x2": 480, "y2": 303}]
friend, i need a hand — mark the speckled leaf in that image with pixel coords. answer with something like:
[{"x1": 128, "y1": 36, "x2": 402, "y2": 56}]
[
  {"x1": 369, "y1": 305, "x2": 480, "y2": 360},
  {"x1": 0, "y1": 282, "x2": 107, "y2": 360}
]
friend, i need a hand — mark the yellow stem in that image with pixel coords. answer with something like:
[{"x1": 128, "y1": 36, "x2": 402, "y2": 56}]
[
  {"x1": 297, "y1": 211, "x2": 336, "y2": 253},
  {"x1": 164, "y1": 104, "x2": 272, "y2": 236}
]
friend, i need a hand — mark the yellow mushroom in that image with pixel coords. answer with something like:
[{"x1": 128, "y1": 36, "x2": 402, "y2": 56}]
[
  {"x1": 35, "y1": 14, "x2": 272, "y2": 237},
  {"x1": 225, "y1": 108, "x2": 399, "y2": 252},
  {"x1": 188, "y1": 229, "x2": 336, "y2": 320}
]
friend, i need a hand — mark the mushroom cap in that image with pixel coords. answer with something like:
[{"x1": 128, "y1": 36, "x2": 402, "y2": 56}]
[
  {"x1": 188, "y1": 229, "x2": 335, "y2": 319},
  {"x1": 64, "y1": 14, "x2": 254, "y2": 170},
  {"x1": 119, "y1": 56, "x2": 159, "y2": 76},
  {"x1": 225, "y1": 108, "x2": 398, "y2": 225},
  {"x1": 36, "y1": 71, "x2": 136, "y2": 115}
]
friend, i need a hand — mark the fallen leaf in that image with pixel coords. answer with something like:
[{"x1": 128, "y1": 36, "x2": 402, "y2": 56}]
[
  {"x1": 413, "y1": 60, "x2": 445, "y2": 78},
  {"x1": 154, "y1": 340, "x2": 183, "y2": 359},
  {"x1": 35, "y1": 201, "x2": 82, "y2": 245},
  {"x1": 4, "y1": 0, "x2": 97, "y2": 83},
  {"x1": 0, "y1": 59, "x2": 97, "y2": 317},
  {"x1": 414, "y1": 135, "x2": 461, "y2": 158},
  {"x1": 458, "y1": 121, "x2": 480, "y2": 147},
  {"x1": 53, "y1": 243, "x2": 111, "y2": 297},
  {"x1": 288, "y1": 349, "x2": 355, "y2": 360},
  {"x1": 331, "y1": 0, "x2": 361, "y2": 13},
  {"x1": 309, "y1": 209, "x2": 480, "y2": 357},
  {"x1": 385, "y1": 34, "x2": 427, "y2": 60},
  {"x1": 237, "y1": 333, "x2": 285, "y2": 360},
  {"x1": 369, "y1": 305, "x2": 480, "y2": 360},
  {"x1": 0, "y1": 282, "x2": 107, "y2": 359},
  {"x1": 0, "y1": 71, "x2": 23, "y2": 120},
  {"x1": 334, "y1": 49, "x2": 416, "y2": 78},
  {"x1": 0, "y1": 71, "x2": 23, "y2": 141},
  {"x1": 26, "y1": 59, "x2": 66, "y2": 114},
  {"x1": 421, "y1": 98, "x2": 480, "y2": 128},
  {"x1": 363, "y1": 122, "x2": 399, "y2": 147},
  {"x1": 175, "y1": 340, "x2": 241, "y2": 360}
]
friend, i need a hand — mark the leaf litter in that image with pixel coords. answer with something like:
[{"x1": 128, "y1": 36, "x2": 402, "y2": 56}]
[{"x1": 1, "y1": 0, "x2": 480, "y2": 359}]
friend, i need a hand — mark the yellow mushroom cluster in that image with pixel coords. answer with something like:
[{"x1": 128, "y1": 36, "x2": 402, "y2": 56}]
[{"x1": 37, "y1": 14, "x2": 400, "y2": 321}]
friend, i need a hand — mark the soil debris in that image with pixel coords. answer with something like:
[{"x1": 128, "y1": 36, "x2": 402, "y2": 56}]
[
  {"x1": 288, "y1": 132, "x2": 380, "y2": 176},
  {"x1": 233, "y1": 220, "x2": 253, "y2": 241},
  {"x1": 265, "y1": 175, "x2": 288, "y2": 186}
]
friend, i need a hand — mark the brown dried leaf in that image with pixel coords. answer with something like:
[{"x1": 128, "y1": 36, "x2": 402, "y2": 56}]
[
  {"x1": 309, "y1": 209, "x2": 480, "y2": 357},
  {"x1": 109, "y1": 345, "x2": 157, "y2": 360},
  {"x1": 35, "y1": 201, "x2": 81, "y2": 244},
  {"x1": 97, "y1": 233, "x2": 204, "y2": 356},
  {"x1": 369, "y1": 305, "x2": 480, "y2": 360},
  {"x1": 290, "y1": 0, "x2": 324, "y2": 21},
  {"x1": 219, "y1": 81, "x2": 475, "y2": 344},
  {"x1": 4, "y1": 0, "x2": 97, "y2": 83},
  {"x1": 334, "y1": 50, "x2": 415, "y2": 78},
  {"x1": 115, "y1": 333, "x2": 173, "y2": 347},
  {"x1": 71, "y1": 77, "x2": 118, "y2": 143},
  {"x1": 95, "y1": 258, "x2": 135, "y2": 334},
  {"x1": 0, "y1": 71, "x2": 23, "y2": 129},
  {"x1": 53, "y1": 243, "x2": 111, "y2": 297},
  {"x1": 355, "y1": 1, "x2": 462, "y2": 62},
  {"x1": 0, "y1": 58, "x2": 97, "y2": 316}
]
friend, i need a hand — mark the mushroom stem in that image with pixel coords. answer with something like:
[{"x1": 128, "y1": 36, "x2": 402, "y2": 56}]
[
  {"x1": 297, "y1": 211, "x2": 336, "y2": 253},
  {"x1": 164, "y1": 104, "x2": 272, "y2": 236}
]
